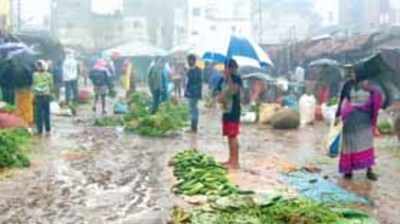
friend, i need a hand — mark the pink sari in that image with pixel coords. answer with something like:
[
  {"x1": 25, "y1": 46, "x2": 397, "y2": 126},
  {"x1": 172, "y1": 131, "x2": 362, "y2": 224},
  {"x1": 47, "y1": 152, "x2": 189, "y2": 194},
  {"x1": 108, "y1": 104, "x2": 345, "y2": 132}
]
[{"x1": 339, "y1": 86, "x2": 383, "y2": 174}]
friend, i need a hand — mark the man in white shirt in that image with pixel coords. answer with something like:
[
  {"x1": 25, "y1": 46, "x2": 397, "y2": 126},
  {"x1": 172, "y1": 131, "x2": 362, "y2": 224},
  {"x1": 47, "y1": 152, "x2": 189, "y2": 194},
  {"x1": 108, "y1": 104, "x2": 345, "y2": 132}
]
[{"x1": 63, "y1": 51, "x2": 79, "y2": 104}]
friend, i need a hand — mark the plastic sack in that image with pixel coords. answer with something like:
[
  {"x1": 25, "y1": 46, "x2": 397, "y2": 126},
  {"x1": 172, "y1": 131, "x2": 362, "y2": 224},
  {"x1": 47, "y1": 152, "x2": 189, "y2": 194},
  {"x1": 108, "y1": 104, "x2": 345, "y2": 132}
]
[
  {"x1": 241, "y1": 112, "x2": 257, "y2": 123},
  {"x1": 270, "y1": 108, "x2": 300, "y2": 130},
  {"x1": 114, "y1": 101, "x2": 129, "y2": 114},
  {"x1": 326, "y1": 120, "x2": 343, "y2": 158},
  {"x1": 259, "y1": 103, "x2": 281, "y2": 124},
  {"x1": 321, "y1": 103, "x2": 338, "y2": 125},
  {"x1": 299, "y1": 94, "x2": 316, "y2": 126},
  {"x1": 50, "y1": 102, "x2": 61, "y2": 115}
]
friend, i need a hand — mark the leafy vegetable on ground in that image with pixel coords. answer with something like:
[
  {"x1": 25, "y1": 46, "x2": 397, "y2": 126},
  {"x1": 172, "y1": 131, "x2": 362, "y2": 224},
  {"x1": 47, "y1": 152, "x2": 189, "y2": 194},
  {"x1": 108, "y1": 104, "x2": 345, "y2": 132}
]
[
  {"x1": 378, "y1": 120, "x2": 394, "y2": 135},
  {"x1": 327, "y1": 97, "x2": 339, "y2": 106},
  {"x1": 94, "y1": 116, "x2": 125, "y2": 127},
  {"x1": 170, "y1": 193, "x2": 377, "y2": 224},
  {"x1": 169, "y1": 151, "x2": 377, "y2": 224},
  {"x1": 124, "y1": 92, "x2": 188, "y2": 137},
  {"x1": 171, "y1": 150, "x2": 251, "y2": 196},
  {"x1": 0, "y1": 128, "x2": 31, "y2": 168}
]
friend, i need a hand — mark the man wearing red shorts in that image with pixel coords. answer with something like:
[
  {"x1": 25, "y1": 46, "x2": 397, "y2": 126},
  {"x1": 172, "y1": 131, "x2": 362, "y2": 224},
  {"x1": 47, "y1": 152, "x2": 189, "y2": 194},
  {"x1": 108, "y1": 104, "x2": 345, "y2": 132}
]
[{"x1": 216, "y1": 59, "x2": 242, "y2": 169}]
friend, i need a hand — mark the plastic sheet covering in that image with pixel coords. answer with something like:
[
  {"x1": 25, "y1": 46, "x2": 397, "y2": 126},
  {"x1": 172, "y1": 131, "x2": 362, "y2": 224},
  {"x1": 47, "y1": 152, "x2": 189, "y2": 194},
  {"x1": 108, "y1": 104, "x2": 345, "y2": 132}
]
[{"x1": 282, "y1": 171, "x2": 369, "y2": 205}]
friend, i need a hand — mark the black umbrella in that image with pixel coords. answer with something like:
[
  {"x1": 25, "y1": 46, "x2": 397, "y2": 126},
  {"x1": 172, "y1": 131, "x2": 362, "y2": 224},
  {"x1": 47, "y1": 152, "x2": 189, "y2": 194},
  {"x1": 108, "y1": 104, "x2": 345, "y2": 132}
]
[
  {"x1": 0, "y1": 42, "x2": 30, "y2": 57},
  {"x1": 354, "y1": 53, "x2": 400, "y2": 107},
  {"x1": 15, "y1": 31, "x2": 65, "y2": 63}
]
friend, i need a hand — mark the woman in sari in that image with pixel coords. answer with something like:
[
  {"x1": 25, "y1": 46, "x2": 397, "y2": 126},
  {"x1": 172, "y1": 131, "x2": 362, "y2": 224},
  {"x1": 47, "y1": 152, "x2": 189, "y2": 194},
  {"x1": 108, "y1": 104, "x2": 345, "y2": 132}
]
[{"x1": 336, "y1": 77, "x2": 383, "y2": 181}]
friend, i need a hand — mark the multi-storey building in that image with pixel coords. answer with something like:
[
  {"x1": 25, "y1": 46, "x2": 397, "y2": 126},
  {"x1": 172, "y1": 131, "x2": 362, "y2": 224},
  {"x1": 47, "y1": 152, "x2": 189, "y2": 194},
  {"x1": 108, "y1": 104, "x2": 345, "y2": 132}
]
[
  {"x1": 181, "y1": 0, "x2": 252, "y2": 48},
  {"x1": 339, "y1": 0, "x2": 397, "y2": 34}
]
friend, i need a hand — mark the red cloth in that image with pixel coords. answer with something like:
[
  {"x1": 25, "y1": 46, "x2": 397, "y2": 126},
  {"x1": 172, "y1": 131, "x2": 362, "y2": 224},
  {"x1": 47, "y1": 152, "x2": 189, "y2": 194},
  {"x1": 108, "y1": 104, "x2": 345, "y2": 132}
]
[
  {"x1": 223, "y1": 121, "x2": 240, "y2": 138},
  {"x1": 315, "y1": 105, "x2": 323, "y2": 121},
  {"x1": 318, "y1": 86, "x2": 330, "y2": 104},
  {"x1": 0, "y1": 113, "x2": 27, "y2": 129}
]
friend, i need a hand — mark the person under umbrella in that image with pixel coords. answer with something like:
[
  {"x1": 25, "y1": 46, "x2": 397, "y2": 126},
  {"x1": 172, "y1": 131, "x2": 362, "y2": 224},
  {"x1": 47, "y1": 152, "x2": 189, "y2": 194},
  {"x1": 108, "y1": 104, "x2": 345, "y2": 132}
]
[
  {"x1": 89, "y1": 59, "x2": 112, "y2": 115},
  {"x1": 32, "y1": 60, "x2": 54, "y2": 135},
  {"x1": 216, "y1": 59, "x2": 243, "y2": 170},
  {"x1": 335, "y1": 66, "x2": 383, "y2": 181}
]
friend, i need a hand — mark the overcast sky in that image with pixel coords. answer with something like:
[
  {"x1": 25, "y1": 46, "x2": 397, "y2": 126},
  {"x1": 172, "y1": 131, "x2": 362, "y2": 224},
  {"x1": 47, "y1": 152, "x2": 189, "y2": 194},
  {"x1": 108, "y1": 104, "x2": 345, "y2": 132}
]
[{"x1": 23, "y1": 0, "x2": 339, "y2": 26}]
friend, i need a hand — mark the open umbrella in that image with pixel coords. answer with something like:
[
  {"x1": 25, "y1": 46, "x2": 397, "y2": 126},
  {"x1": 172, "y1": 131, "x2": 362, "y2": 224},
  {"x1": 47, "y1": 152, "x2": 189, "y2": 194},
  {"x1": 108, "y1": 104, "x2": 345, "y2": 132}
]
[
  {"x1": 354, "y1": 52, "x2": 400, "y2": 107},
  {"x1": 0, "y1": 42, "x2": 35, "y2": 58},
  {"x1": 242, "y1": 72, "x2": 275, "y2": 82},
  {"x1": 200, "y1": 35, "x2": 273, "y2": 68},
  {"x1": 239, "y1": 66, "x2": 266, "y2": 75},
  {"x1": 309, "y1": 59, "x2": 343, "y2": 86},
  {"x1": 15, "y1": 31, "x2": 65, "y2": 62},
  {"x1": 309, "y1": 58, "x2": 340, "y2": 67},
  {"x1": 104, "y1": 41, "x2": 167, "y2": 57}
]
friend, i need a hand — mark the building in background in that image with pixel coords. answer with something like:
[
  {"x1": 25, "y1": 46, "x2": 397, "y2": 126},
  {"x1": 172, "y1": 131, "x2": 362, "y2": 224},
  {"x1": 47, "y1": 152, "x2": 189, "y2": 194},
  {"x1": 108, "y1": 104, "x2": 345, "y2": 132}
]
[
  {"x1": 50, "y1": 0, "x2": 150, "y2": 50},
  {"x1": 51, "y1": 0, "x2": 93, "y2": 48},
  {"x1": 124, "y1": 0, "x2": 175, "y2": 49},
  {"x1": 251, "y1": 0, "x2": 322, "y2": 45},
  {"x1": 179, "y1": 0, "x2": 252, "y2": 48},
  {"x1": 339, "y1": 0, "x2": 398, "y2": 34},
  {"x1": 390, "y1": 0, "x2": 400, "y2": 25},
  {"x1": 0, "y1": 0, "x2": 11, "y2": 31}
]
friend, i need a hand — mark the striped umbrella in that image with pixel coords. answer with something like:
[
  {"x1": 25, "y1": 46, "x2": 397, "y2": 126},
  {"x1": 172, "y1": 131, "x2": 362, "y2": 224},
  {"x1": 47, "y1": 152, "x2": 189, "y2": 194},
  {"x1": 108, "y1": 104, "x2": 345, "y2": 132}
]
[{"x1": 200, "y1": 35, "x2": 274, "y2": 68}]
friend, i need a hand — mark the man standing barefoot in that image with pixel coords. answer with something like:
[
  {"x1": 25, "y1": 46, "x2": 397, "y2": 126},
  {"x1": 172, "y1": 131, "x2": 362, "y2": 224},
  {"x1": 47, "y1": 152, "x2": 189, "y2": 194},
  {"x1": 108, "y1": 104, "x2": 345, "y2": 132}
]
[
  {"x1": 185, "y1": 55, "x2": 202, "y2": 133},
  {"x1": 217, "y1": 59, "x2": 242, "y2": 169}
]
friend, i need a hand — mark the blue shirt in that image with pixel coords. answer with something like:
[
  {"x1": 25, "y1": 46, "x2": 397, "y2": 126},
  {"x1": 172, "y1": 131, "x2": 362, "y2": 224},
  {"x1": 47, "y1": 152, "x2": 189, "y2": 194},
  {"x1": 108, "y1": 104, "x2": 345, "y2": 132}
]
[{"x1": 185, "y1": 66, "x2": 203, "y2": 99}]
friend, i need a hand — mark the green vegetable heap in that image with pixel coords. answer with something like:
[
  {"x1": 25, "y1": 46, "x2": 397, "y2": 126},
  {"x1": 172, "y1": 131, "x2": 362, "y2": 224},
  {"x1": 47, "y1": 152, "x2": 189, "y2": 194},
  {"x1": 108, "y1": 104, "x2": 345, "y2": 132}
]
[
  {"x1": 170, "y1": 151, "x2": 378, "y2": 224},
  {"x1": 171, "y1": 150, "x2": 251, "y2": 196},
  {"x1": 172, "y1": 195, "x2": 376, "y2": 224},
  {"x1": 378, "y1": 120, "x2": 394, "y2": 135},
  {"x1": 124, "y1": 92, "x2": 188, "y2": 137},
  {"x1": 0, "y1": 128, "x2": 31, "y2": 168},
  {"x1": 327, "y1": 97, "x2": 339, "y2": 106}
]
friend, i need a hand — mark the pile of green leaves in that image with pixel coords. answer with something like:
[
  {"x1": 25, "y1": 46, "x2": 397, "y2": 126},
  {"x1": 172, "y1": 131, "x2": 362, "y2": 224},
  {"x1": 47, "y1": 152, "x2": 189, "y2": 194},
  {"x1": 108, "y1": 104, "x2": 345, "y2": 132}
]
[
  {"x1": 0, "y1": 128, "x2": 31, "y2": 168},
  {"x1": 170, "y1": 151, "x2": 377, "y2": 224},
  {"x1": 171, "y1": 150, "x2": 249, "y2": 196},
  {"x1": 171, "y1": 195, "x2": 377, "y2": 224},
  {"x1": 378, "y1": 120, "x2": 394, "y2": 135},
  {"x1": 94, "y1": 116, "x2": 125, "y2": 127},
  {"x1": 125, "y1": 92, "x2": 188, "y2": 137},
  {"x1": 327, "y1": 97, "x2": 339, "y2": 106}
]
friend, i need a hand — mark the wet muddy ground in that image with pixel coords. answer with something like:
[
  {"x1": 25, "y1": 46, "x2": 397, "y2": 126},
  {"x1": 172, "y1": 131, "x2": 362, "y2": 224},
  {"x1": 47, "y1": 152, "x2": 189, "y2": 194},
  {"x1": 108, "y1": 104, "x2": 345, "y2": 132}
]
[{"x1": 0, "y1": 103, "x2": 399, "y2": 224}]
